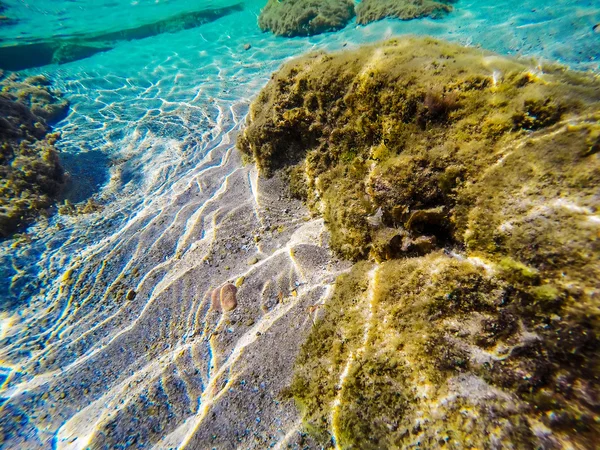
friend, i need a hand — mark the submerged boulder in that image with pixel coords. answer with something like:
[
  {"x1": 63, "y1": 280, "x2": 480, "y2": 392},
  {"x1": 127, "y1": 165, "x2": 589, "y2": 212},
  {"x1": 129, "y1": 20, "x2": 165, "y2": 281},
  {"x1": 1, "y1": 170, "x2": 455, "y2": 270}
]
[
  {"x1": 258, "y1": 0, "x2": 355, "y2": 37},
  {"x1": 238, "y1": 36, "x2": 600, "y2": 260},
  {"x1": 356, "y1": 0, "x2": 455, "y2": 25},
  {"x1": 239, "y1": 37, "x2": 600, "y2": 448},
  {"x1": 0, "y1": 74, "x2": 69, "y2": 238}
]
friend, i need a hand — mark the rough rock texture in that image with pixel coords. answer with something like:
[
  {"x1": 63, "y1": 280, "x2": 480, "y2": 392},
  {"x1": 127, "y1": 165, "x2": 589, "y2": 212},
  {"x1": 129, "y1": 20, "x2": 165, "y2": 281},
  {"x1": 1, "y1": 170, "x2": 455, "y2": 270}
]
[
  {"x1": 258, "y1": 0, "x2": 355, "y2": 37},
  {"x1": 238, "y1": 37, "x2": 600, "y2": 448},
  {"x1": 0, "y1": 74, "x2": 69, "y2": 238},
  {"x1": 356, "y1": 0, "x2": 455, "y2": 25}
]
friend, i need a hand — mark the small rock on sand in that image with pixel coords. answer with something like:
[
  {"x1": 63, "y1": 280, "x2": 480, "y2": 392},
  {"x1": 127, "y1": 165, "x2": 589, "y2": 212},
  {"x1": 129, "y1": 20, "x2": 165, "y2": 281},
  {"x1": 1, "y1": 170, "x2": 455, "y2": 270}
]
[{"x1": 220, "y1": 283, "x2": 238, "y2": 312}]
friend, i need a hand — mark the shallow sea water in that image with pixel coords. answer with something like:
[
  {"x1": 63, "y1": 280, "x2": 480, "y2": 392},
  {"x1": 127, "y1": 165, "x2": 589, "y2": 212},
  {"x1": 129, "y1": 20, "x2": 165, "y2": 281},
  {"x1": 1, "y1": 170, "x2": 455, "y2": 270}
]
[{"x1": 0, "y1": 0, "x2": 599, "y2": 448}]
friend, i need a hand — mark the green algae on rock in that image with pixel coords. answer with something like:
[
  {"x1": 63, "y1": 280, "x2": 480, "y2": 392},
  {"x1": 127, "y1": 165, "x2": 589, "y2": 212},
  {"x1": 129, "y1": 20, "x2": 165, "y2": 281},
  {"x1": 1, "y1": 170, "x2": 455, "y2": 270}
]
[
  {"x1": 258, "y1": 0, "x2": 355, "y2": 37},
  {"x1": 356, "y1": 0, "x2": 455, "y2": 25},
  {"x1": 290, "y1": 253, "x2": 600, "y2": 448},
  {"x1": 238, "y1": 36, "x2": 600, "y2": 260},
  {"x1": 239, "y1": 37, "x2": 600, "y2": 448},
  {"x1": 0, "y1": 74, "x2": 68, "y2": 238}
]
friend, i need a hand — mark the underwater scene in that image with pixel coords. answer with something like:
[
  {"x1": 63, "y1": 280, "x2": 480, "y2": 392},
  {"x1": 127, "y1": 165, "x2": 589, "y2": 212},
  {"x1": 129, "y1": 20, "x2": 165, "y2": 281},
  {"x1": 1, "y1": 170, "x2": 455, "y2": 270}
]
[{"x1": 0, "y1": 0, "x2": 599, "y2": 448}]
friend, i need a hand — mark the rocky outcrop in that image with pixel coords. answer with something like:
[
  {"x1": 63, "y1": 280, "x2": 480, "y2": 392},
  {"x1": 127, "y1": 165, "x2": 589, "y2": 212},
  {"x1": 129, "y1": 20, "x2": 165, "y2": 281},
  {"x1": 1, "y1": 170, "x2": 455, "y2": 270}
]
[
  {"x1": 0, "y1": 74, "x2": 69, "y2": 237},
  {"x1": 258, "y1": 0, "x2": 355, "y2": 37},
  {"x1": 356, "y1": 0, "x2": 455, "y2": 25},
  {"x1": 239, "y1": 37, "x2": 600, "y2": 448}
]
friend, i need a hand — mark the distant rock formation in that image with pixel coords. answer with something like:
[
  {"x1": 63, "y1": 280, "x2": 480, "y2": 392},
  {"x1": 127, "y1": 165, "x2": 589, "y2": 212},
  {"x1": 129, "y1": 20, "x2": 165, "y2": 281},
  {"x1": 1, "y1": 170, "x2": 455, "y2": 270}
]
[
  {"x1": 0, "y1": 0, "x2": 17, "y2": 27},
  {"x1": 258, "y1": 0, "x2": 355, "y2": 37},
  {"x1": 356, "y1": 0, "x2": 455, "y2": 25},
  {"x1": 257, "y1": 0, "x2": 458, "y2": 37},
  {"x1": 239, "y1": 37, "x2": 600, "y2": 449},
  {"x1": 0, "y1": 74, "x2": 69, "y2": 237},
  {"x1": 0, "y1": 3, "x2": 244, "y2": 71}
]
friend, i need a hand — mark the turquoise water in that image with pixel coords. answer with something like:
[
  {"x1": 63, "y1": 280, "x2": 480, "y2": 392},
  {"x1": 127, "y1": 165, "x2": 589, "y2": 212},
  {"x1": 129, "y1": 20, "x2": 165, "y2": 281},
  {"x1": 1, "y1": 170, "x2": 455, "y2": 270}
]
[{"x1": 0, "y1": 0, "x2": 599, "y2": 448}]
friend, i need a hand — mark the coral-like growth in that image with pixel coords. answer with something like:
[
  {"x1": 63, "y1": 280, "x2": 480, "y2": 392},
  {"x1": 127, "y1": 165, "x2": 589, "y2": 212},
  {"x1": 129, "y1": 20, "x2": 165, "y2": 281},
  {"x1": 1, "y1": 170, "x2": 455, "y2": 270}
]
[
  {"x1": 355, "y1": 0, "x2": 455, "y2": 25},
  {"x1": 0, "y1": 73, "x2": 69, "y2": 238},
  {"x1": 239, "y1": 37, "x2": 600, "y2": 448},
  {"x1": 258, "y1": 0, "x2": 355, "y2": 37}
]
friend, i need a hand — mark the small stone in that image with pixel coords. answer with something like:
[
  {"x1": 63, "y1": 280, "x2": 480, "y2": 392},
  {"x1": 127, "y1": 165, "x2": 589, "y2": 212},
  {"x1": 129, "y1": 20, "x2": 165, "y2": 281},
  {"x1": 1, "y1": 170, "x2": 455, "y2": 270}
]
[
  {"x1": 220, "y1": 284, "x2": 238, "y2": 312},
  {"x1": 594, "y1": 23, "x2": 600, "y2": 33},
  {"x1": 248, "y1": 256, "x2": 259, "y2": 265},
  {"x1": 235, "y1": 276, "x2": 245, "y2": 288},
  {"x1": 126, "y1": 290, "x2": 136, "y2": 301},
  {"x1": 244, "y1": 43, "x2": 252, "y2": 51}
]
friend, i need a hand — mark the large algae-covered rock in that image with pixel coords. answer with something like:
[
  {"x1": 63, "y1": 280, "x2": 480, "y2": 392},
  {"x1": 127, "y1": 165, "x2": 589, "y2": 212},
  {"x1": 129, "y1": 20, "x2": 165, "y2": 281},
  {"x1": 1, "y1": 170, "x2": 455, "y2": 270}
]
[
  {"x1": 239, "y1": 37, "x2": 600, "y2": 448},
  {"x1": 0, "y1": 74, "x2": 68, "y2": 237},
  {"x1": 356, "y1": 0, "x2": 455, "y2": 25},
  {"x1": 238, "y1": 36, "x2": 600, "y2": 260},
  {"x1": 258, "y1": 0, "x2": 355, "y2": 37}
]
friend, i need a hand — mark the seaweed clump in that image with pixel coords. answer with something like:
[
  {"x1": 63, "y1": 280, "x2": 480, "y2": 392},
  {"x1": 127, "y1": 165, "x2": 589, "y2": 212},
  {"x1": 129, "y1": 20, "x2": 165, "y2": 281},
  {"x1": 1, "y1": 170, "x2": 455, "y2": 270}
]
[
  {"x1": 356, "y1": 0, "x2": 456, "y2": 25},
  {"x1": 0, "y1": 73, "x2": 69, "y2": 237},
  {"x1": 258, "y1": 0, "x2": 355, "y2": 37},
  {"x1": 239, "y1": 37, "x2": 600, "y2": 448},
  {"x1": 291, "y1": 253, "x2": 600, "y2": 449}
]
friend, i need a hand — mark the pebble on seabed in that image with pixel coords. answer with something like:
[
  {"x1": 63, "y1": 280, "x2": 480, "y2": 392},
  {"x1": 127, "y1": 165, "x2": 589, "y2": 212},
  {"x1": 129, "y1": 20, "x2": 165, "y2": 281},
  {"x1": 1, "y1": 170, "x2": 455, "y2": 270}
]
[{"x1": 220, "y1": 283, "x2": 238, "y2": 312}]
